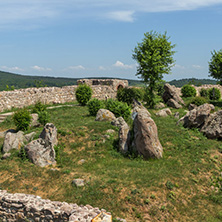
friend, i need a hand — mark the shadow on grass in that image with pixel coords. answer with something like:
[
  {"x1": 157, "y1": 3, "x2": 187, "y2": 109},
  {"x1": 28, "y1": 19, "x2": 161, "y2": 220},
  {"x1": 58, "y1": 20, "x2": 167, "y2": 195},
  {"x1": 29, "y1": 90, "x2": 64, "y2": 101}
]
[{"x1": 210, "y1": 101, "x2": 222, "y2": 108}]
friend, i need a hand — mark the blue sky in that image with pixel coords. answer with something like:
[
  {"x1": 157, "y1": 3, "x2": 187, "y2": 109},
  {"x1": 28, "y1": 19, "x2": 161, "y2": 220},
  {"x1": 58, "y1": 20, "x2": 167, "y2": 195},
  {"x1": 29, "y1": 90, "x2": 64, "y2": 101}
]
[{"x1": 0, "y1": 0, "x2": 222, "y2": 81}]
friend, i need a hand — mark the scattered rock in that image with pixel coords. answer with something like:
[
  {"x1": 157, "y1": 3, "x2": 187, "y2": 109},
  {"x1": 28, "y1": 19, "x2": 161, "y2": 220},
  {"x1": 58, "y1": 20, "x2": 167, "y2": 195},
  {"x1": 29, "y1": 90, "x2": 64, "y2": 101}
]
[
  {"x1": 78, "y1": 159, "x2": 86, "y2": 165},
  {"x1": 2, "y1": 153, "x2": 11, "y2": 160},
  {"x1": 174, "y1": 112, "x2": 180, "y2": 119},
  {"x1": 119, "y1": 119, "x2": 130, "y2": 154},
  {"x1": 132, "y1": 99, "x2": 151, "y2": 117},
  {"x1": 111, "y1": 117, "x2": 126, "y2": 128},
  {"x1": 177, "y1": 103, "x2": 215, "y2": 129},
  {"x1": 162, "y1": 83, "x2": 185, "y2": 105},
  {"x1": 166, "y1": 98, "x2": 182, "y2": 109},
  {"x1": 24, "y1": 132, "x2": 36, "y2": 142},
  {"x1": 3, "y1": 131, "x2": 24, "y2": 153},
  {"x1": 106, "y1": 129, "x2": 115, "y2": 134},
  {"x1": 72, "y1": 179, "x2": 85, "y2": 187},
  {"x1": 201, "y1": 110, "x2": 222, "y2": 139},
  {"x1": 25, "y1": 123, "x2": 58, "y2": 167},
  {"x1": 30, "y1": 113, "x2": 40, "y2": 127},
  {"x1": 133, "y1": 109, "x2": 163, "y2": 159},
  {"x1": 96, "y1": 109, "x2": 116, "y2": 122},
  {"x1": 156, "y1": 108, "x2": 172, "y2": 117},
  {"x1": 92, "y1": 212, "x2": 112, "y2": 222},
  {"x1": 154, "y1": 102, "x2": 165, "y2": 109}
]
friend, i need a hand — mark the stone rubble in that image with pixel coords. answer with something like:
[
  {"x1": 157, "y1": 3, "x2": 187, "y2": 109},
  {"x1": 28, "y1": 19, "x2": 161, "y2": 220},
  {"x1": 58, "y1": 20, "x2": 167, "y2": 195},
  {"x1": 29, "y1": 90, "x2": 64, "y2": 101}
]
[{"x1": 0, "y1": 190, "x2": 110, "y2": 222}]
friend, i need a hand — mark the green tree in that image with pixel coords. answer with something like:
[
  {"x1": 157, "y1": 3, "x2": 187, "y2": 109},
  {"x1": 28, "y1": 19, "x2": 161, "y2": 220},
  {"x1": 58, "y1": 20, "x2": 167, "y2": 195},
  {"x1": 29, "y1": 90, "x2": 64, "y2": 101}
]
[
  {"x1": 132, "y1": 31, "x2": 176, "y2": 107},
  {"x1": 209, "y1": 49, "x2": 222, "y2": 85}
]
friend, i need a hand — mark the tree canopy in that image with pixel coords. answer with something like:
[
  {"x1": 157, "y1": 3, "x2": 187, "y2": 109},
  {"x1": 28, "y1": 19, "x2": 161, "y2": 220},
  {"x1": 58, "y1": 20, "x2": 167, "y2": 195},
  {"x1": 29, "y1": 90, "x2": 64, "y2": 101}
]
[
  {"x1": 209, "y1": 49, "x2": 222, "y2": 85},
  {"x1": 132, "y1": 31, "x2": 176, "y2": 107}
]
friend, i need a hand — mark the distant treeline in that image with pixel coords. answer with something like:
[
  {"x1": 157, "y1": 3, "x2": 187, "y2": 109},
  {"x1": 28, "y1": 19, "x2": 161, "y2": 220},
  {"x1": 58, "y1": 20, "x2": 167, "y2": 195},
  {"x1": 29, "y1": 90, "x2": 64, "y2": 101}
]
[
  {"x1": 169, "y1": 78, "x2": 217, "y2": 87},
  {"x1": 0, "y1": 70, "x2": 217, "y2": 91}
]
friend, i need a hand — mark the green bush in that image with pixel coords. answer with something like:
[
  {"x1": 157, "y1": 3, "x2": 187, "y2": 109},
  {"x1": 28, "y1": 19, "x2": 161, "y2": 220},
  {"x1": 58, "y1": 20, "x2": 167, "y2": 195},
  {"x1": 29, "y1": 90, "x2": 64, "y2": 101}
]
[
  {"x1": 208, "y1": 88, "x2": 221, "y2": 101},
  {"x1": 189, "y1": 96, "x2": 207, "y2": 106},
  {"x1": 38, "y1": 111, "x2": 50, "y2": 125},
  {"x1": 75, "y1": 84, "x2": 92, "y2": 106},
  {"x1": 105, "y1": 99, "x2": 131, "y2": 120},
  {"x1": 181, "y1": 85, "x2": 196, "y2": 97},
  {"x1": 32, "y1": 101, "x2": 46, "y2": 113},
  {"x1": 13, "y1": 108, "x2": 32, "y2": 131},
  {"x1": 200, "y1": 88, "x2": 209, "y2": 98},
  {"x1": 117, "y1": 87, "x2": 144, "y2": 105},
  {"x1": 88, "y1": 98, "x2": 105, "y2": 116}
]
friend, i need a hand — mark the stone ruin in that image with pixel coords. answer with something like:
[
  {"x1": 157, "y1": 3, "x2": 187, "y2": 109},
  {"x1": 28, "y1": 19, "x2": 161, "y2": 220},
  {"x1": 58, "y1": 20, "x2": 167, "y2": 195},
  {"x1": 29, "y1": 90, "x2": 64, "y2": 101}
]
[{"x1": 0, "y1": 79, "x2": 129, "y2": 113}]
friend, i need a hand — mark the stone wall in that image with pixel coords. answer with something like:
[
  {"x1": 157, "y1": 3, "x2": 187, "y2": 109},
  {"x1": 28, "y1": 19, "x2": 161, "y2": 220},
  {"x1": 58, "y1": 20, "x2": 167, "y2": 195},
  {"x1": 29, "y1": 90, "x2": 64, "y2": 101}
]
[
  {"x1": 0, "y1": 79, "x2": 128, "y2": 112},
  {"x1": 0, "y1": 189, "x2": 108, "y2": 222}
]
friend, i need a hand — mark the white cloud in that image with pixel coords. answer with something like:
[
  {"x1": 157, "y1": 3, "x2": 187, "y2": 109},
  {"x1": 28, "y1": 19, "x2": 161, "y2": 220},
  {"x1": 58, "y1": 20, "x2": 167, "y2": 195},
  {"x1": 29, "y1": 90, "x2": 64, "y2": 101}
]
[
  {"x1": 99, "y1": 66, "x2": 106, "y2": 70},
  {"x1": 113, "y1": 60, "x2": 136, "y2": 69},
  {"x1": 0, "y1": 0, "x2": 222, "y2": 28},
  {"x1": 31, "y1": 65, "x2": 52, "y2": 71},
  {"x1": 67, "y1": 65, "x2": 86, "y2": 70},
  {"x1": 1, "y1": 65, "x2": 24, "y2": 72},
  {"x1": 106, "y1": 10, "x2": 135, "y2": 22},
  {"x1": 173, "y1": 64, "x2": 186, "y2": 69},
  {"x1": 192, "y1": 64, "x2": 203, "y2": 69}
]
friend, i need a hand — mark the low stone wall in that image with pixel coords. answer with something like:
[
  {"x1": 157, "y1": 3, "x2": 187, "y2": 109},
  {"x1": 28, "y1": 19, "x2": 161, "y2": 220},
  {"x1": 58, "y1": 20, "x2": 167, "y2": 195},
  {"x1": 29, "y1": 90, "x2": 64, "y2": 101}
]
[
  {"x1": 194, "y1": 84, "x2": 222, "y2": 97},
  {"x1": 0, "y1": 84, "x2": 119, "y2": 113},
  {"x1": 0, "y1": 189, "x2": 108, "y2": 222}
]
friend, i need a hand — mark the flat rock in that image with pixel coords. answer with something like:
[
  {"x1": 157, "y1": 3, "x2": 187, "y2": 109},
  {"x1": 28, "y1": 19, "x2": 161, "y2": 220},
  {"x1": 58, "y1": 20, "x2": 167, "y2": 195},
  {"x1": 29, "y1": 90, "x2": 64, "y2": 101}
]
[
  {"x1": 96, "y1": 109, "x2": 116, "y2": 122},
  {"x1": 72, "y1": 179, "x2": 85, "y2": 187}
]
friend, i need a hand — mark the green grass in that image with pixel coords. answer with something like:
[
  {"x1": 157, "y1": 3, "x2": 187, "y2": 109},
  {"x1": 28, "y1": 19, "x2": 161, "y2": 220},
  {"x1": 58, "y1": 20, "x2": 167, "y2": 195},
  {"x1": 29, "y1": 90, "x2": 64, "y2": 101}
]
[{"x1": 0, "y1": 104, "x2": 222, "y2": 221}]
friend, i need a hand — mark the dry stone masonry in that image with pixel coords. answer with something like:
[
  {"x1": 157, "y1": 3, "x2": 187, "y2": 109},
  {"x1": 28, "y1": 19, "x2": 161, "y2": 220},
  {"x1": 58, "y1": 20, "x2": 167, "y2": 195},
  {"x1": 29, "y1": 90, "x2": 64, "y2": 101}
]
[
  {"x1": 0, "y1": 79, "x2": 128, "y2": 113},
  {"x1": 0, "y1": 190, "x2": 111, "y2": 222}
]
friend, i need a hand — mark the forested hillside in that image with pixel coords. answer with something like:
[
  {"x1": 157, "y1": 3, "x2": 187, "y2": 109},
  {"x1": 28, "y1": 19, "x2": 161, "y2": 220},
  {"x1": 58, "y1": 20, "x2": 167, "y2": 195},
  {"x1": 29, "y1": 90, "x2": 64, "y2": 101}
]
[{"x1": 169, "y1": 78, "x2": 217, "y2": 87}]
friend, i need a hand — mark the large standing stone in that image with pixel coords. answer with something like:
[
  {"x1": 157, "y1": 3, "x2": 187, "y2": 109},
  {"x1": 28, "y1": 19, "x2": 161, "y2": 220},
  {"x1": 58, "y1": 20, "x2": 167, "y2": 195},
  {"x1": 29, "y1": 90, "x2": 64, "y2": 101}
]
[
  {"x1": 95, "y1": 109, "x2": 116, "y2": 122},
  {"x1": 177, "y1": 103, "x2": 215, "y2": 129},
  {"x1": 162, "y1": 83, "x2": 184, "y2": 108},
  {"x1": 200, "y1": 110, "x2": 222, "y2": 139},
  {"x1": 166, "y1": 98, "x2": 182, "y2": 109},
  {"x1": 134, "y1": 109, "x2": 163, "y2": 159},
  {"x1": 118, "y1": 119, "x2": 130, "y2": 154},
  {"x1": 25, "y1": 123, "x2": 58, "y2": 167},
  {"x1": 3, "y1": 131, "x2": 24, "y2": 153}
]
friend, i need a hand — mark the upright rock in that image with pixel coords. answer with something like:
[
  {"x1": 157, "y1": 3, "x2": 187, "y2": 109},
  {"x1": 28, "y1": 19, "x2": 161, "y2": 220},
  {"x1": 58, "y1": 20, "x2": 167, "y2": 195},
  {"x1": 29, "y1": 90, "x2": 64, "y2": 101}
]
[
  {"x1": 118, "y1": 118, "x2": 130, "y2": 154},
  {"x1": 134, "y1": 109, "x2": 163, "y2": 159},
  {"x1": 200, "y1": 110, "x2": 222, "y2": 139},
  {"x1": 25, "y1": 123, "x2": 57, "y2": 167},
  {"x1": 177, "y1": 103, "x2": 214, "y2": 128},
  {"x1": 162, "y1": 83, "x2": 184, "y2": 108}
]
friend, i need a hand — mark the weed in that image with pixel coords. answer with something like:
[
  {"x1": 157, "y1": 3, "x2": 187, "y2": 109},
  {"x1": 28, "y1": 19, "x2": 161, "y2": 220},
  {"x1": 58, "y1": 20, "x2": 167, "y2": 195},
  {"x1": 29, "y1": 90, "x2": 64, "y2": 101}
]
[{"x1": 165, "y1": 180, "x2": 174, "y2": 190}]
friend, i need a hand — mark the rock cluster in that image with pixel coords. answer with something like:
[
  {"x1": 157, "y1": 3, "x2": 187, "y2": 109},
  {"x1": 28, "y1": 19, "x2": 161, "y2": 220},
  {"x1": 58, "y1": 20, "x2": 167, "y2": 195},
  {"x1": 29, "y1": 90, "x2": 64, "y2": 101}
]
[
  {"x1": 162, "y1": 83, "x2": 184, "y2": 108},
  {"x1": 0, "y1": 190, "x2": 110, "y2": 222}
]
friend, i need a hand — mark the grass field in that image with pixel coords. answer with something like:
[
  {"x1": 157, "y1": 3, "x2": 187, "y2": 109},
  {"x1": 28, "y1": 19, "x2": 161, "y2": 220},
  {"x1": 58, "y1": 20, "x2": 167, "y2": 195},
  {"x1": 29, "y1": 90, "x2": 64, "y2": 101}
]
[{"x1": 0, "y1": 103, "x2": 222, "y2": 221}]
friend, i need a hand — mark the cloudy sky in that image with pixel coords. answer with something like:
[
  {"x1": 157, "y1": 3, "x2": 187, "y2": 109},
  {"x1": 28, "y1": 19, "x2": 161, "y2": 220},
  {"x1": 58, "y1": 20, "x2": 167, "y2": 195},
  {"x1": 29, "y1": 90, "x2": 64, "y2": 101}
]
[{"x1": 0, "y1": 0, "x2": 222, "y2": 81}]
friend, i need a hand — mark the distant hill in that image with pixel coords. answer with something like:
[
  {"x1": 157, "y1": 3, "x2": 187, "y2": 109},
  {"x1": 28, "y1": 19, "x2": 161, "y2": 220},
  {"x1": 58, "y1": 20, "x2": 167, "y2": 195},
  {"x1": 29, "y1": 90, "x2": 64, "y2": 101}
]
[
  {"x1": 0, "y1": 70, "x2": 144, "y2": 91},
  {"x1": 169, "y1": 78, "x2": 217, "y2": 87}
]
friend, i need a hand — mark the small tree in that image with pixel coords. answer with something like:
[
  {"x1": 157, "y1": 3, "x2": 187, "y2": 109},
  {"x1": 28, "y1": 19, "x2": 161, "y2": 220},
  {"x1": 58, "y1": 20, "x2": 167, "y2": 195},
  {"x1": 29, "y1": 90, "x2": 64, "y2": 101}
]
[
  {"x1": 209, "y1": 49, "x2": 222, "y2": 85},
  {"x1": 132, "y1": 31, "x2": 176, "y2": 107}
]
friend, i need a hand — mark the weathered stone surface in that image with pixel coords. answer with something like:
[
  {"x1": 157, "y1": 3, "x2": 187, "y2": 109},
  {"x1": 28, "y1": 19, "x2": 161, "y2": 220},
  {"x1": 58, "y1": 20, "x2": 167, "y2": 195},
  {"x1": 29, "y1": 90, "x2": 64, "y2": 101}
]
[
  {"x1": 96, "y1": 109, "x2": 116, "y2": 122},
  {"x1": 30, "y1": 113, "x2": 40, "y2": 127},
  {"x1": 156, "y1": 108, "x2": 172, "y2": 117},
  {"x1": 3, "y1": 131, "x2": 24, "y2": 153},
  {"x1": 166, "y1": 98, "x2": 182, "y2": 109},
  {"x1": 118, "y1": 119, "x2": 130, "y2": 154},
  {"x1": 178, "y1": 103, "x2": 215, "y2": 129},
  {"x1": 0, "y1": 190, "x2": 109, "y2": 222},
  {"x1": 188, "y1": 104, "x2": 197, "y2": 111},
  {"x1": 25, "y1": 123, "x2": 58, "y2": 167},
  {"x1": 154, "y1": 102, "x2": 165, "y2": 109},
  {"x1": 92, "y1": 212, "x2": 112, "y2": 222},
  {"x1": 134, "y1": 109, "x2": 163, "y2": 159},
  {"x1": 111, "y1": 117, "x2": 126, "y2": 128},
  {"x1": 72, "y1": 179, "x2": 85, "y2": 187},
  {"x1": 163, "y1": 83, "x2": 184, "y2": 107},
  {"x1": 39, "y1": 123, "x2": 58, "y2": 147},
  {"x1": 200, "y1": 110, "x2": 222, "y2": 139},
  {"x1": 174, "y1": 112, "x2": 180, "y2": 119},
  {"x1": 2, "y1": 153, "x2": 11, "y2": 159},
  {"x1": 24, "y1": 132, "x2": 36, "y2": 142}
]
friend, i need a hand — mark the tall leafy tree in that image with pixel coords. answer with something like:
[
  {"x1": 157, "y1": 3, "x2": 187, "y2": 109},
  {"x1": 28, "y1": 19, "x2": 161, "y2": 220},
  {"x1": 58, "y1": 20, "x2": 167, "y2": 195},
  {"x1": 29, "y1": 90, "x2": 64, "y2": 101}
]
[
  {"x1": 209, "y1": 49, "x2": 222, "y2": 85},
  {"x1": 132, "y1": 31, "x2": 176, "y2": 107}
]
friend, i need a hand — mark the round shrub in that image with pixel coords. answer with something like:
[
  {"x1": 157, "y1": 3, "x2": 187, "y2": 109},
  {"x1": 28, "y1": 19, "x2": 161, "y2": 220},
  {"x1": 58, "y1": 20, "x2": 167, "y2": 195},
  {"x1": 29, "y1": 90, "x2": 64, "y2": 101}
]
[
  {"x1": 189, "y1": 96, "x2": 207, "y2": 106},
  {"x1": 88, "y1": 98, "x2": 104, "y2": 116},
  {"x1": 38, "y1": 110, "x2": 50, "y2": 125},
  {"x1": 32, "y1": 101, "x2": 46, "y2": 113},
  {"x1": 208, "y1": 88, "x2": 221, "y2": 101},
  {"x1": 13, "y1": 108, "x2": 32, "y2": 131},
  {"x1": 199, "y1": 88, "x2": 209, "y2": 98},
  {"x1": 105, "y1": 99, "x2": 131, "y2": 120},
  {"x1": 75, "y1": 84, "x2": 92, "y2": 106},
  {"x1": 117, "y1": 87, "x2": 144, "y2": 105},
  {"x1": 181, "y1": 85, "x2": 196, "y2": 97}
]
